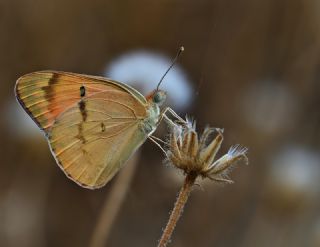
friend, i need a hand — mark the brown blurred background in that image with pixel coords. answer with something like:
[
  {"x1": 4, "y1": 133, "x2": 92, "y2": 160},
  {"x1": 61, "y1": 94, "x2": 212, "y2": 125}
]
[{"x1": 1, "y1": 0, "x2": 320, "y2": 246}]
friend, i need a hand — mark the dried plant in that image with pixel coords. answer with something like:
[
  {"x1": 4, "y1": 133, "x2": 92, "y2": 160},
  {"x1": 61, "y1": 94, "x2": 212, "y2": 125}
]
[{"x1": 158, "y1": 118, "x2": 248, "y2": 247}]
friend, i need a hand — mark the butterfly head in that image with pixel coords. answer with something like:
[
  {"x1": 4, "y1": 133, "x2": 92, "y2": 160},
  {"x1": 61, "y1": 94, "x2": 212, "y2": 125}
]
[
  {"x1": 148, "y1": 46, "x2": 183, "y2": 107},
  {"x1": 147, "y1": 90, "x2": 167, "y2": 106}
]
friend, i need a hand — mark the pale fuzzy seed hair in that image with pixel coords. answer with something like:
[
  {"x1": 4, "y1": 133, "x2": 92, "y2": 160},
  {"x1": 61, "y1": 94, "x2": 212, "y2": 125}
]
[{"x1": 227, "y1": 145, "x2": 249, "y2": 158}]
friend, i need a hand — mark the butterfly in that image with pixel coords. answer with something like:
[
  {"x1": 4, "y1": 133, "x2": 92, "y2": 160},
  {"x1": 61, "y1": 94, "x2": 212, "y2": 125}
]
[{"x1": 15, "y1": 68, "x2": 185, "y2": 189}]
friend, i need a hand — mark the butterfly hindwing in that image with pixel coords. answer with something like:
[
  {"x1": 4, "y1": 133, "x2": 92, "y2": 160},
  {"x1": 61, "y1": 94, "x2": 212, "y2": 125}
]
[{"x1": 48, "y1": 91, "x2": 148, "y2": 188}]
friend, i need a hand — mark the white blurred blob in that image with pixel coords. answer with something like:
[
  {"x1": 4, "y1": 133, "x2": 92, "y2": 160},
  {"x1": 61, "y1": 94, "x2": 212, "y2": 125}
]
[
  {"x1": 269, "y1": 145, "x2": 320, "y2": 201},
  {"x1": 4, "y1": 99, "x2": 42, "y2": 139},
  {"x1": 104, "y1": 50, "x2": 193, "y2": 111},
  {"x1": 242, "y1": 80, "x2": 299, "y2": 134}
]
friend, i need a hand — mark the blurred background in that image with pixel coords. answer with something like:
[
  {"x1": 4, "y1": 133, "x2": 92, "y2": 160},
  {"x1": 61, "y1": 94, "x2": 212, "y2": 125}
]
[{"x1": 1, "y1": 0, "x2": 320, "y2": 246}]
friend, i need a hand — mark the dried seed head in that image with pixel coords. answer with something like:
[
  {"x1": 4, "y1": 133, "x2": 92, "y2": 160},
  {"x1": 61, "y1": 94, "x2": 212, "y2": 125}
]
[{"x1": 166, "y1": 118, "x2": 248, "y2": 184}]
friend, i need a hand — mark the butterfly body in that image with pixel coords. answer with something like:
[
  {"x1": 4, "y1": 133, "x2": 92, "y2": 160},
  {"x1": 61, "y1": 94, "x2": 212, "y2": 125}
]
[{"x1": 15, "y1": 71, "x2": 167, "y2": 189}]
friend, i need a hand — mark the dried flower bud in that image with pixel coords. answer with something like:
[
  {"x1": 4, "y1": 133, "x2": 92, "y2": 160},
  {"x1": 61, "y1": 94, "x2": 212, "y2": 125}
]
[{"x1": 166, "y1": 118, "x2": 248, "y2": 184}]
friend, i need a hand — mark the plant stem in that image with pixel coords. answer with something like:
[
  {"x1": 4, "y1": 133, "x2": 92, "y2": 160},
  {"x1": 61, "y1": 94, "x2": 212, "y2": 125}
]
[
  {"x1": 158, "y1": 173, "x2": 197, "y2": 247},
  {"x1": 90, "y1": 152, "x2": 140, "y2": 247}
]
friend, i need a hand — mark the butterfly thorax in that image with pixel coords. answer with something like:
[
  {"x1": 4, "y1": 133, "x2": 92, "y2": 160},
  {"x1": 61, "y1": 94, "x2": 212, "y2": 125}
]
[{"x1": 142, "y1": 90, "x2": 167, "y2": 135}]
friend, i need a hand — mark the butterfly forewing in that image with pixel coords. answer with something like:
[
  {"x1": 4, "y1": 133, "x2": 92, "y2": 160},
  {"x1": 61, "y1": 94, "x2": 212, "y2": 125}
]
[
  {"x1": 15, "y1": 71, "x2": 147, "y2": 132},
  {"x1": 16, "y1": 71, "x2": 151, "y2": 189}
]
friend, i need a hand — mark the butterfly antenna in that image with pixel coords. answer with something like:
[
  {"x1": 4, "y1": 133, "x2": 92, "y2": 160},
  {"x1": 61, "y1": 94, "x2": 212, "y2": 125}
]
[{"x1": 156, "y1": 46, "x2": 184, "y2": 91}]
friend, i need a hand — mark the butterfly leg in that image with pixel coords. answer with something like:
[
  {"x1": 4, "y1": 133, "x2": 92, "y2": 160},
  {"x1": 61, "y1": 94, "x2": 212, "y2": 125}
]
[
  {"x1": 150, "y1": 135, "x2": 166, "y2": 144},
  {"x1": 162, "y1": 114, "x2": 179, "y2": 129},
  {"x1": 162, "y1": 107, "x2": 186, "y2": 123},
  {"x1": 148, "y1": 135, "x2": 168, "y2": 156},
  {"x1": 159, "y1": 107, "x2": 186, "y2": 130}
]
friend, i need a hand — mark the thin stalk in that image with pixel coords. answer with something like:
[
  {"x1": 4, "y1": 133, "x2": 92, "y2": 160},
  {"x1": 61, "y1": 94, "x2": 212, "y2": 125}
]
[
  {"x1": 158, "y1": 173, "x2": 197, "y2": 247},
  {"x1": 90, "y1": 152, "x2": 140, "y2": 247}
]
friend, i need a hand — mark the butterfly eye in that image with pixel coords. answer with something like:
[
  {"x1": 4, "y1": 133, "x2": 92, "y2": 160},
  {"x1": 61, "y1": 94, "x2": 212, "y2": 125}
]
[{"x1": 153, "y1": 91, "x2": 166, "y2": 105}]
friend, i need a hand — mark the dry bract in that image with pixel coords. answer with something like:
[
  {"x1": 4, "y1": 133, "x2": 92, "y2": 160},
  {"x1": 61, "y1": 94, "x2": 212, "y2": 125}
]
[
  {"x1": 166, "y1": 118, "x2": 248, "y2": 183},
  {"x1": 158, "y1": 118, "x2": 249, "y2": 247}
]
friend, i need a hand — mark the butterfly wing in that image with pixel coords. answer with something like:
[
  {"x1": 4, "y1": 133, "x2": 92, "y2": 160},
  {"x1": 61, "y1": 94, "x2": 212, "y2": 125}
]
[
  {"x1": 48, "y1": 96, "x2": 148, "y2": 188},
  {"x1": 15, "y1": 71, "x2": 150, "y2": 189},
  {"x1": 15, "y1": 70, "x2": 147, "y2": 132}
]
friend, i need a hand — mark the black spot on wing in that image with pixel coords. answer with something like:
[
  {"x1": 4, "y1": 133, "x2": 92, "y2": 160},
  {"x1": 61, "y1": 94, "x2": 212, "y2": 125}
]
[
  {"x1": 80, "y1": 85, "x2": 86, "y2": 97},
  {"x1": 77, "y1": 85, "x2": 88, "y2": 143},
  {"x1": 41, "y1": 73, "x2": 59, "y2": 102},
  {"x1": 78, "y1": 100, "x2": 87, "y2": 122},
  {"x1": 101, "y1": 122, "x2": 105, "y2": 132},
  {"x1": 77, "y1": 123, "x2": 86, "y2": 144}
]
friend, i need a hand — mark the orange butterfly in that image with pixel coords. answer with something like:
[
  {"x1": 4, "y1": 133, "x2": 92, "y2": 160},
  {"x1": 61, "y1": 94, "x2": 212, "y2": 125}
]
[
  {"x1": 15, "y1": 69, "x2": 185, "y2": 189},
  {"x1": 14, "y1": 47, "x2": 184, "y2": 189}
]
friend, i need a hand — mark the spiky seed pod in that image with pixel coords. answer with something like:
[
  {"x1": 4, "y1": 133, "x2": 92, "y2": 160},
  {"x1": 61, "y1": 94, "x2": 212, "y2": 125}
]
[{"x1": 166, "y1": 118, "x2": 248, "y2": 184}]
